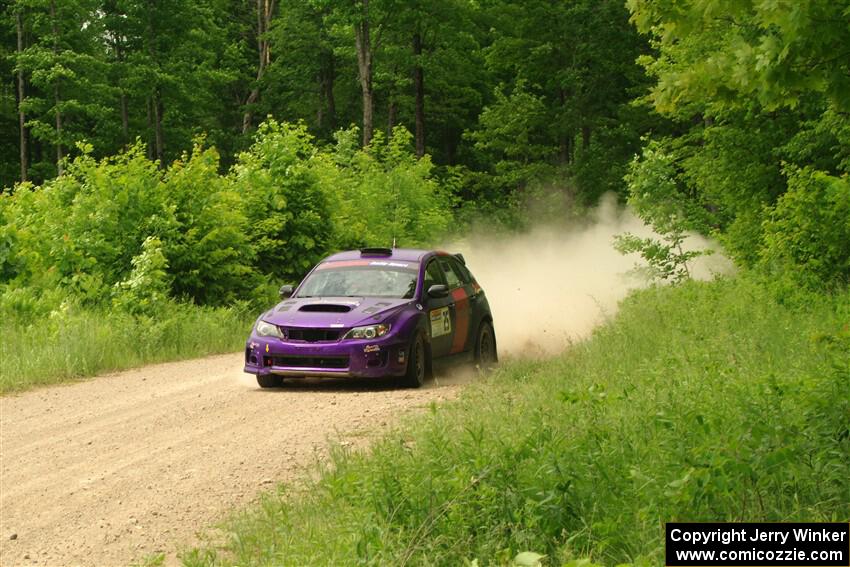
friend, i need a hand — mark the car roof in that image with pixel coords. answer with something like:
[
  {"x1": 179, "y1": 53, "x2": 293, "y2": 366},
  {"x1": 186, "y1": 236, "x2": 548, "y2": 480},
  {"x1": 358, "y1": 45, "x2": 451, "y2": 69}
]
[{"x1": 323, "y1": 248, "x2": 435, "y2": 263}]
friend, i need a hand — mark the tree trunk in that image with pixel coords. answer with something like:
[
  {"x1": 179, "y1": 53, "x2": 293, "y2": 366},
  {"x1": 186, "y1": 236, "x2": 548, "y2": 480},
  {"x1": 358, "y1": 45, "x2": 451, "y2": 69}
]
[
  {"x1": 354, "y1": 0, "x2": 373, "y2": 146},
  {"x1": 50, "y1": 0, "x2": 63, "y2": 174},
  {"x1": 146, "y1": 95, "x2": 155, "y2": 160},
  {"x1": 242, "y1": 0, "x2": 275, "y2": 134},
  {"x1": 581, "y1": 125, "x2": 591, "y2": 151},
  {"x1": 120, "y1": 91, "x2": 129, "y2": 145},
  {"x1": 558, "y1": 89, "x2": 570, "y2": 164},
  {"x1": 54, "y1": 84, "x2": 63, "y2": 172},
  {"x1": 153, "y1": 88, "x2": 164, "y2": 165},
  {"x1": 316, "y1": 69, "x2": 324, "y2": 130},
  {"x1": 16, "y1": 9, "x2": 28, "y2": 182},
  {"x1": 560, "y1": 134, "x2": 573, "y2": 164},
  {"x1": 387, "y1": 99, "x2": 397, "y2": 138},
  {"x1": 413, "y1": 31, "x2": 425, "y2": 158},
  {"x1": 114, "y1": 36, "x2": 129, "y2": 146},
  {"x1": 318, "y1": 51, "x2": 336, "y2": 132}
]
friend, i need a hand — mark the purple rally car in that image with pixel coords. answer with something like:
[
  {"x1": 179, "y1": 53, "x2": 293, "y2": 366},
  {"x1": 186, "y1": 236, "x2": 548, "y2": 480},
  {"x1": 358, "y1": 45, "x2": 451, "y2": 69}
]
[{"x1": 244, "y1": 248, "x2": 497, "y2": 388}]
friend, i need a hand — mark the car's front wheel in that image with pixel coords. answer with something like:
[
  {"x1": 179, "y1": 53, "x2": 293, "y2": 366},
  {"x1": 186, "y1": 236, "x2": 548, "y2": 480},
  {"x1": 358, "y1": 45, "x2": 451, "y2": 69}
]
[
  {"x1": 473, "y1": 320, "x2": 497, "y2": 371},
  {"x1": 401, "y1": 332, "x2": 427, "y2": 388},
  {"x1": 256, "y1": 374, "x2": 284, "y2": 388}
]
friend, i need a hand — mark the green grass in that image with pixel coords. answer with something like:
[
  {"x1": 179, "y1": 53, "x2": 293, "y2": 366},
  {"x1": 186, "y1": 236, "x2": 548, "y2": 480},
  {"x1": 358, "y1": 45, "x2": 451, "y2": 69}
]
[
  {"x1": 182, "y1": 277, "x2": 850, "y2": 566},
  {"x1": 0, "y1": 302, "x2": 253, "y2": 394}
]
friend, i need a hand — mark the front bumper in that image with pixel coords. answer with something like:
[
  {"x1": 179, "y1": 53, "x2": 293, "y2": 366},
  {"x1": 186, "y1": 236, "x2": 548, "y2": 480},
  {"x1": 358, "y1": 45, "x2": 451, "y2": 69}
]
[{"x1": 244, "y1": 334, "x2": 410, "y2": 379}]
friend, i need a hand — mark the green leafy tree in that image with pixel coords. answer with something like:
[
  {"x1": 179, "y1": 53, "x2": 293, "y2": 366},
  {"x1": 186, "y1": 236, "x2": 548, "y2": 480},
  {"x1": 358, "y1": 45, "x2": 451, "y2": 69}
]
[
  {"x1": 466, "y1": 82, "x2": 555, "y2": 189},
  {"x1": 0, "y1": 4, "x2": 21, "y2": 187},
  {"x1": 615, "y1": 142, "x2": 712, "y2": 283},
  {"x1": 761, "y1": 167, "x2": 850, "y2": 289},
  {"x1": 16, "y1": 0, "x2": 109, "y2": 176},
  {"x1": 163, "y1": 144, "x2": 257, "y2": 305},
  {"x1": 112, "y1": 235, "x2": 171, "y2": 315},
  {"x1": 318, "y1": 125, "x2": 451, "y2": 249},
  {"x1": 233, "y1": 120, "x2": 332, "y2": 281},
  {"x1": 627, "y1": 0, "x2": 850, "y2": 286},
  {"x1": 629, "y1": 0, "x2": 850, "y2": 114}
]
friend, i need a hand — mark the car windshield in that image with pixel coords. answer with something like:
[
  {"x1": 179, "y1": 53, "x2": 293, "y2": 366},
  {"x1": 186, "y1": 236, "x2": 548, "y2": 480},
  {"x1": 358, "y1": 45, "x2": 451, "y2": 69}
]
[{"x1": 296, "y1": 261, "x2": 419, "y2": 299}]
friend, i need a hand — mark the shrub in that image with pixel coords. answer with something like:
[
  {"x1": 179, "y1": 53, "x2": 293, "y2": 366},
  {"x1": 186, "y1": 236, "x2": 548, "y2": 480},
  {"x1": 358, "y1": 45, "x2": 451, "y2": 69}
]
[
  {"x1": 616, "y1": 142, "x2": 712, "y2": 282},
  {"x1": 319, "y1": 126, "x2": 453, "y2": 249},
  {"x1": 760, "y1": 166, "x2": 850, "y2": 289},
  {"x1": 112, "y1": 236, "x2": 171, "y2": 315},
  {"x1": 233, "y1": 120, "x2": 332, "y2": 282},
  {"x1": 164, "y1": 145, "x2": 257, "y2": 305}
]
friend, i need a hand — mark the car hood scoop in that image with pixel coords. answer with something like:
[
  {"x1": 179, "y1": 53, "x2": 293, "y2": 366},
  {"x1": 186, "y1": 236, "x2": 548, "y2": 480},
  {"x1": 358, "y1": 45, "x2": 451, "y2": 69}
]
[{"x1": 298, "y1": 304, "x2": 353, "y2": 313}]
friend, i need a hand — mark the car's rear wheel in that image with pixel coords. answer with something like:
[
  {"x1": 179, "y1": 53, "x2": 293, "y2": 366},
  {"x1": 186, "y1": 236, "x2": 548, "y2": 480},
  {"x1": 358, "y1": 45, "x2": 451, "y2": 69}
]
[
  {"x1": 256, "y1": 374, "x2": 284, "y2": 388},
  {"x1": 473, "y1": 320, "x2": 497, "y2": 371},
  {"x1": 401, "y1": 332, "x2": 427, "y2": 388}
]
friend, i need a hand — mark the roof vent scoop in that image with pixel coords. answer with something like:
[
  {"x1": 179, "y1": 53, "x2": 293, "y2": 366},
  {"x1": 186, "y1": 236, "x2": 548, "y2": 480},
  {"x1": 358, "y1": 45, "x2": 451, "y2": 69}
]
[{"x1": 360, "y1": 247, "x2": 393, "y2": 256}]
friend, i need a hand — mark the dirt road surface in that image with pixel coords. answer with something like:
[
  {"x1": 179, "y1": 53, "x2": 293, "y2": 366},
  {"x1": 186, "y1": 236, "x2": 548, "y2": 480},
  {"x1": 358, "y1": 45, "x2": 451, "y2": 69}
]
[{"x1": 0, "y1": 353, "x2": 465, "y2": 566}]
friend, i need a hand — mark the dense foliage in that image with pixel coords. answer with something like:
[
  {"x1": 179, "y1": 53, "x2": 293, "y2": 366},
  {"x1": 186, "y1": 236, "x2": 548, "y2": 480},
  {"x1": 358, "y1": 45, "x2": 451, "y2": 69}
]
[
  {"x1": 625, "y1": 0, "x2": 850, "y2": 288},
  {"x1": 0, "y1": 123, "x2": 449, "y2": 322},
  {"x1": 2, "y1": 0, "x2": 650, "y2": 199}
]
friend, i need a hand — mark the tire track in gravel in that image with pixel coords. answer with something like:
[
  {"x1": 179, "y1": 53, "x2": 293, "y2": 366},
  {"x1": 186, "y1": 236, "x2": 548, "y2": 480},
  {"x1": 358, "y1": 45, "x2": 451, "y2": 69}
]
[{"x1": 0, "y1": 353, "x2": 465, "y2": 567}]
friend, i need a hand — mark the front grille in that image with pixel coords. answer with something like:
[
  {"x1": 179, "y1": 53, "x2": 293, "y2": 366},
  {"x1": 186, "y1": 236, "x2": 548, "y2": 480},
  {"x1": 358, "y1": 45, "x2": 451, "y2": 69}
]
[
  {"x1": 271, "y1": 355, "x2": 349, "y2": 369},
  {"x1": 283, "y1": 328, "x2": 341, "y2": 342}
]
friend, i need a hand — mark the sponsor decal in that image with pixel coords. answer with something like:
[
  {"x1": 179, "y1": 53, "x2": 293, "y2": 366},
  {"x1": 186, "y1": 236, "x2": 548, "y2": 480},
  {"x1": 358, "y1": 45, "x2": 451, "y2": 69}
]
[
  {"x1": 265, "y1": 344, "x2": 269, "y2": 353},
  {"x1": 368, "y1": 261, "x2": 410, "y2": 268},
  {"x1": 430, "y1": 306, "x2": 451, "y2": 338},
  {"x1": 315, "y1": 260, "x2": 418, "y2": 271},
  {"x1": 364, "y1": 345, "x2": 380, "y2": 353}
]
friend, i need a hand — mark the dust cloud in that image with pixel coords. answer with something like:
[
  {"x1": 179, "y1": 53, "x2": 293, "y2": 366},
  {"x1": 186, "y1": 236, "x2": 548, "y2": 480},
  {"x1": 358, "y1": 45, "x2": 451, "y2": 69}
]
[{"x1": 450, "y1": 194, "x2": 731, "y2": 357}]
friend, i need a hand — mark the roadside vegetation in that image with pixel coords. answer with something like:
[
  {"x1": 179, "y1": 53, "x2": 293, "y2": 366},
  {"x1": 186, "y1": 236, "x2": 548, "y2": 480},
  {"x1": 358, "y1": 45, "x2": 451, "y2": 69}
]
[
  {"x1": 182, "y1": 277, "x2": 850, "y2": 565},
  {"x1": 0, "y1": 304, "x2": 249, "y2": 393}
]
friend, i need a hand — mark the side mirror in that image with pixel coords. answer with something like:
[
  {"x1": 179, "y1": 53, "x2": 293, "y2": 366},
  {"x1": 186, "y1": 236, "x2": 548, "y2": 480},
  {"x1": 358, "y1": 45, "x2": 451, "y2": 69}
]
[
  {"x1": 427, "y1": 284, "x2": 449, "y2": 298},
  {"x1": 279, "y1": 284, "x2": 294, "y2": 299}
]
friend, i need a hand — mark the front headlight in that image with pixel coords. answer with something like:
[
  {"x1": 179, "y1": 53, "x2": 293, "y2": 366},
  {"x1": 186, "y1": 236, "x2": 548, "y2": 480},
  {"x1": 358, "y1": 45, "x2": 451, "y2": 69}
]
[
  {"x1": 343, "y1": 324, "x2": 391, "y2": 340},
  {"x1": 256, "y1": 320, "x2": 283, "y2": 338}
]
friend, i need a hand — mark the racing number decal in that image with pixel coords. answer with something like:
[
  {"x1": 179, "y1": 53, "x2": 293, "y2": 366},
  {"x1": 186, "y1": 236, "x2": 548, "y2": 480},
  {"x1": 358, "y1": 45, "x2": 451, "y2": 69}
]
[
  {"x1": 429, "y1": 307, "x2": 451, "y2": 338},
  {"x1": 450, "y1": 288, "x2": 470, "y2": 353}
]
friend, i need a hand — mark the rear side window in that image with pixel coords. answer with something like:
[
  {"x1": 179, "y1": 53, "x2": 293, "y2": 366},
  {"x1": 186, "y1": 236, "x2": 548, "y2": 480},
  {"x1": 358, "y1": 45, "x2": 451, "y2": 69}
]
[
  {"x1": 448, "y1": 257, "x2": 472, "y2": 285},
  {"x1": 438, "y1": 257, "x2": 464, "y2": 289}
]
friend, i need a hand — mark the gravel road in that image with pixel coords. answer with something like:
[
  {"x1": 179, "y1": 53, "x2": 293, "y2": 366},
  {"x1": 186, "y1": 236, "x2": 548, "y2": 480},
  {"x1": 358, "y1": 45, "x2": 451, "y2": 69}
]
[{"x1": 0, "y1": 353, "x2": 464, "y2": 566}]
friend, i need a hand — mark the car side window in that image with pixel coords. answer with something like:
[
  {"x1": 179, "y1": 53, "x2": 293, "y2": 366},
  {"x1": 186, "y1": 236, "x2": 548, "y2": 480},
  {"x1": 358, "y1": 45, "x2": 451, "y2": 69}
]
[
  {"x1": 448, "y1": 257, "x2": 472, "y2": 285},
  {"x1": 438, "y1": 257, "x2": 463, "y2": 289},
  {"x1": 423, "y1": 260, "x2": 445, "y2": 293}
]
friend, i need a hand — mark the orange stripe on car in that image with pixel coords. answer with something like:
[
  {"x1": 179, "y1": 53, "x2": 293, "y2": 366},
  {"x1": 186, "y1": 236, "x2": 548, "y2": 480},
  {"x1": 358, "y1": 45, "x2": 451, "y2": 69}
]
[{"x1": 450, "y1": 287, "x2": 469, "y2": 353}]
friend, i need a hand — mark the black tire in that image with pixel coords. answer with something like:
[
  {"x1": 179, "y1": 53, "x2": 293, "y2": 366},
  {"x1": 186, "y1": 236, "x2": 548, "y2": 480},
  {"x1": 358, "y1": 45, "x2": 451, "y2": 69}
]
[
  {"x1": 473, "y1": 320, "x2": 498, "y2": 371},
  {"x1": 401, "y1": 332, "x2": 428, "y2": 388},
  {"x1": 257, "y1": 374, "x2": 284, "y2": 388}
]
